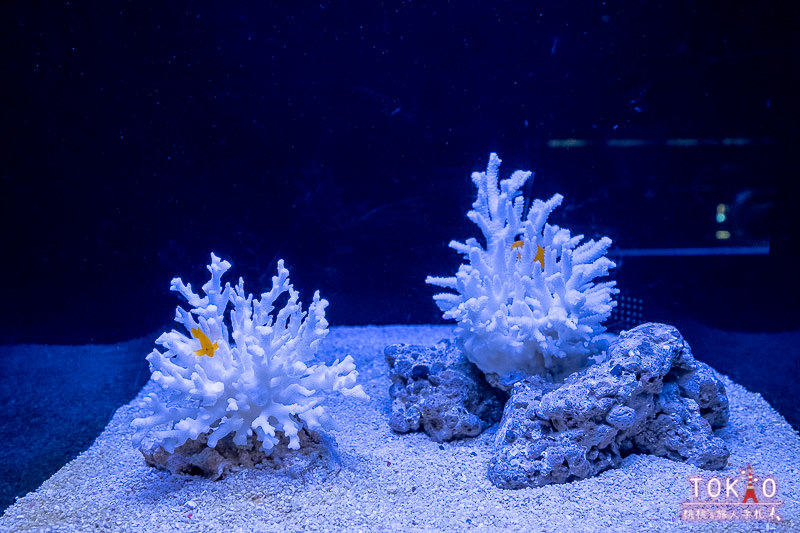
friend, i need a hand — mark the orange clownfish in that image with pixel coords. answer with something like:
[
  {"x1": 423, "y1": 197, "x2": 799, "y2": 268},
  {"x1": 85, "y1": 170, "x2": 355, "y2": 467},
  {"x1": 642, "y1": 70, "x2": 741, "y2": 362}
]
[
  {"x1": 511, "y1": 240, "x2": 545, "y2": 268},
  {"x1": 191, "y1": 328, "x2": 218, "y2": 357}
]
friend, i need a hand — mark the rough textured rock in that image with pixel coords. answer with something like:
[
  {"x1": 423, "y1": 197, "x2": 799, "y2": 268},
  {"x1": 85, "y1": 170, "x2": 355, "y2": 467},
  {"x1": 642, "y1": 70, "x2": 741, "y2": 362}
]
[
  {"x1": 489, "y1": 322, "x2": 730, "y2": 489},
  {"x1": 140, "y1": 428, "x2": 336, "y2": 480},
  {"x1": 385, "y1": 340, "x2": 507, "y2": 442}
]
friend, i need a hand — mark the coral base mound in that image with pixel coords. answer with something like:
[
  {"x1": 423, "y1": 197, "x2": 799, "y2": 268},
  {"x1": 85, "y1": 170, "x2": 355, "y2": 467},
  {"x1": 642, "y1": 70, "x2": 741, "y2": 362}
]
[
  {"x1": 140, "y1": 429, "x2": 336, "y2": 481},
  {"x1": 384, "y1": 340, "x2": 507, "y2": 442},
  {"x1": 489, "y1": 323, "x2": 730, "y2": 489}
]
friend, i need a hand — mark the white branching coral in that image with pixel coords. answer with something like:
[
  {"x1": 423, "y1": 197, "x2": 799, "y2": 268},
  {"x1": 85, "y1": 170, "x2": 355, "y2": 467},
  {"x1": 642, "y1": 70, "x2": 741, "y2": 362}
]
[
  {"x1": 132, "y1": 253, "x2": 368, "y2": 455},
  {"x1": 426, "y1": 153, "x2": 618, "y2": 385}
]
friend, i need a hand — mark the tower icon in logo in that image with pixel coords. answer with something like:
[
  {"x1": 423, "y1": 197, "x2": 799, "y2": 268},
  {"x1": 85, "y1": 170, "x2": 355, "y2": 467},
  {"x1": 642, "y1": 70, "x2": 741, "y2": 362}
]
[{"x1": 742, "y1": 465, "x2": 758, "y2": 504}]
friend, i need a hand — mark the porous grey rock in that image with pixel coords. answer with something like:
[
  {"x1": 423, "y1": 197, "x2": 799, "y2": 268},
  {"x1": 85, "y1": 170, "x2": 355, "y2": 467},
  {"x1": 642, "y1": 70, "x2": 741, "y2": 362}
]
[
  {"x1": 385, "y1": 340, "x2": 507, "y2": 442},
  {"x1": 140, "y1": 428, "x2": 337, "y2": 480},
  {"x1": 489, "y1": 322, "x2": 730, "y2": 489}
]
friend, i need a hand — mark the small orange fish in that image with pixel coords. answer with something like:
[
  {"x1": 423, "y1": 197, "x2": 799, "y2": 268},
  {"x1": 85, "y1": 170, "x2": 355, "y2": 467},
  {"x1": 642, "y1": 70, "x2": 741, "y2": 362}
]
[
  {"x1": 511, "y1": 240, "x2": 545, "y2": 268},
  {"x1": 511, "y1": 240, "x2": 525, "y2": 260},
  {"x1": 191, "y1": 328, "x2": 218, "y2": 357}
]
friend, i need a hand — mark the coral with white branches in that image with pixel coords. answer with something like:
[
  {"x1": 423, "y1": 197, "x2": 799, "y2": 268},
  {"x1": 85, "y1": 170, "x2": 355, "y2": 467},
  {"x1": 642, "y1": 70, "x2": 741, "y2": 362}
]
[
  {"x1": 426, "y1": 153, "x2": 618, "y2": 386},
  {"x1": 132, "y1": 253, "x2": 368, "y2": 455}
]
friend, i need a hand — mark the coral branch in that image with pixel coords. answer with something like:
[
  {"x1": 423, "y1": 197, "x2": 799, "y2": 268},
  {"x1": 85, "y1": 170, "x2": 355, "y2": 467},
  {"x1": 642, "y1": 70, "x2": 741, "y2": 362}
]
[
  {"x1": 427, "y1": 153, "x2": 618, "y2": 386},
  {"x1": 133, "y1": 254, "x2": 368, "y2": 455}
]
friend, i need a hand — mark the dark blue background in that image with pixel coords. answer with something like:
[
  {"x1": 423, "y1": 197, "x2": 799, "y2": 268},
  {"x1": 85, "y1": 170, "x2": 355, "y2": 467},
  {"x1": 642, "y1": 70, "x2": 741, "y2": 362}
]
[
  {"x1": 1, "y1": 0, "x2": 798, "y2": 512},
  {"x1": 3, "y1": 1, "x2": 797, "y2": 343}
]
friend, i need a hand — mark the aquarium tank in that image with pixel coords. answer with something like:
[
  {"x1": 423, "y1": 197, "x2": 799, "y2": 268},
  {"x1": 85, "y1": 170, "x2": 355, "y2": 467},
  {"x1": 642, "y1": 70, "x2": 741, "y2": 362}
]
[{"x1": 1, "y1": 1, "x2": 798, "y2": 530}]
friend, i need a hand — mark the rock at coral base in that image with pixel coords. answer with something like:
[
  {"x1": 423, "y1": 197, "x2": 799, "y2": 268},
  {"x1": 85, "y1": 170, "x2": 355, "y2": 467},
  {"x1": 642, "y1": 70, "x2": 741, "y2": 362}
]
[
  {"x1": 489, "y1": 322, "x2": 730, "y2": 489},
  {"x1": 385, "y1": 340, "x2": 508, "y2": 442},
  {"x1": 140, "y1": 429, "x2": 335, "y2": 481}
]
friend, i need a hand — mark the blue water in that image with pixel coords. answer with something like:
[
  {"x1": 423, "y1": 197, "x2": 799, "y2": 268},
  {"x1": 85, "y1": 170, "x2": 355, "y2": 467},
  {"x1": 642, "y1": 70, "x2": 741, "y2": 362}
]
[{"x1": 2, "y1": 0, "x2": 798, "y2": 516}]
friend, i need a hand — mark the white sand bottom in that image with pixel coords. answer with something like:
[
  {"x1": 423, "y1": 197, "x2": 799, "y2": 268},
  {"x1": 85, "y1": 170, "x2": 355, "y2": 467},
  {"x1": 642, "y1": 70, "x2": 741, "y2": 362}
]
[{"x1": 1, "y1": 325, "x2": 798, "y2": 532}]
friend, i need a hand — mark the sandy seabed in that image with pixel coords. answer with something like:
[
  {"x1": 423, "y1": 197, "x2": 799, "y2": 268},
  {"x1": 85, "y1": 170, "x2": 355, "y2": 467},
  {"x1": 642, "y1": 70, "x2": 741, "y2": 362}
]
[{"x1": 1, "y1": 325, "x2": 798, "y2": 532}]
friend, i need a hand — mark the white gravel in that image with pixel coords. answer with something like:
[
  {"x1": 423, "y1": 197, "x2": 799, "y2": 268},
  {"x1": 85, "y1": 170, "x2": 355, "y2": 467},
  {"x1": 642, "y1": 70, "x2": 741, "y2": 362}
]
[{"x1": 1, "y1": 325, "x2": 798, "y2": 532}]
